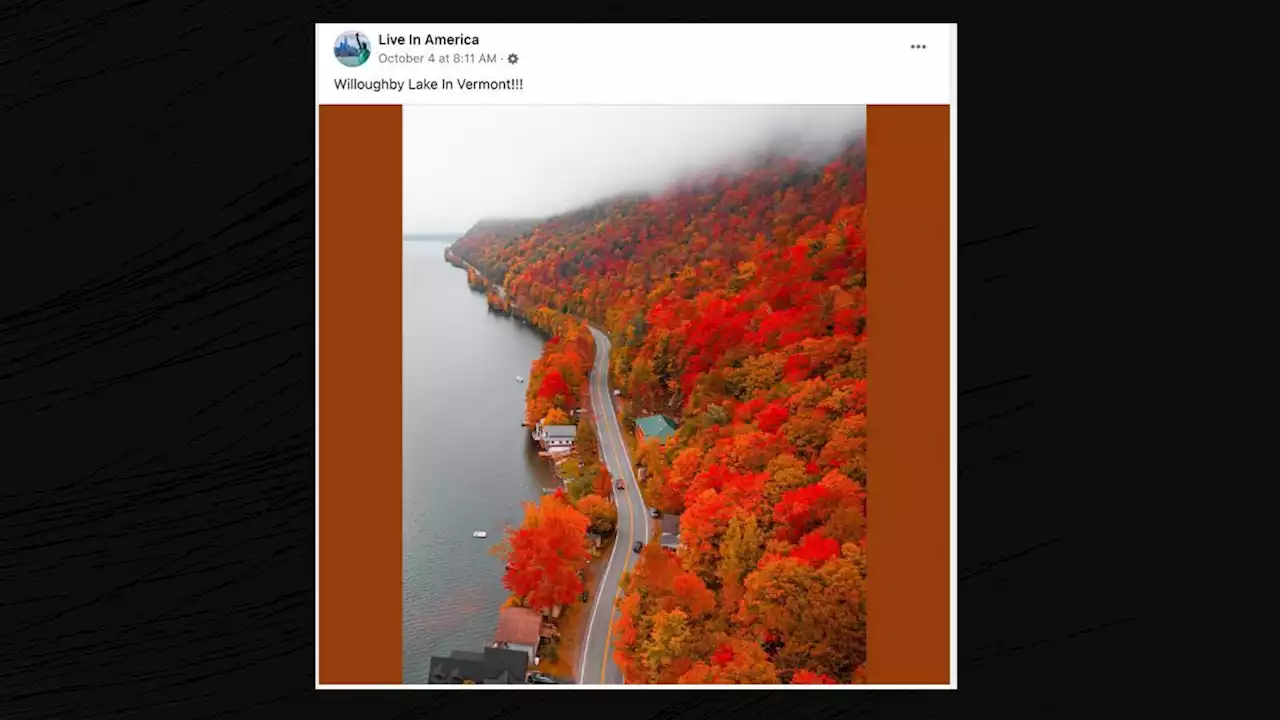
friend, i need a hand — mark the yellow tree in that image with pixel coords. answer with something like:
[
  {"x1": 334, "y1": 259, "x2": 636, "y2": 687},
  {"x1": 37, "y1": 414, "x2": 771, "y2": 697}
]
[
  {"x1": 542, "y1": 407, "x2": 571, "y2": 425},
  {"x1": 738, "y1": 542, "x2": 866, "y2": 679},
  {"x1": 641, "y1": 609, "x2": 698, "y2": 682},
  {"x1": 717, "y1": 512, "x2": 766, "y2": 612},
  {"x1": 576, "y1": 493, "x2": 617, "y2": 535},
  {"x1": 764, "y1": 453, "x2": 812, "y2": 508}
]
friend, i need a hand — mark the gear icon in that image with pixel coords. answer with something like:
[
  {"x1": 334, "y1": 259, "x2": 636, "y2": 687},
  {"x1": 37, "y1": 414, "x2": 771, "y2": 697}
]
[{"x1": 508, "y1": 53, "x2": 519, "y2": 64}]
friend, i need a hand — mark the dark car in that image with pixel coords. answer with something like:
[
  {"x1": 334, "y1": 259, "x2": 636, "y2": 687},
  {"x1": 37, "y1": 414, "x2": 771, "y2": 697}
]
[
  {"x1": 527, "y1": 671, "x2": 560, "y2": 684},
  {"x1": 580, "y1": 589, "x2": 589, "y2": 603},
  {"x1": 632, "y1": 540, "x2": 644, "y2": 553},
  {"x1": 648, "y1": 507, "x2": 661, "y2": 519}
]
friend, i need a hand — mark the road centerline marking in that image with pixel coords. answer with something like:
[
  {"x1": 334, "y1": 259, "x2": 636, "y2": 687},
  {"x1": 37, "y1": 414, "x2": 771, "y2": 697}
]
[
  {"x1": 601, "y1": 435, "x2": 635, "y2": 684},
  {"x1": 578, "y1": 339, "x2": 619, "y2": 685},
  {"x1": 588, "y1": 331, "x2": 637, "y2": 685}
]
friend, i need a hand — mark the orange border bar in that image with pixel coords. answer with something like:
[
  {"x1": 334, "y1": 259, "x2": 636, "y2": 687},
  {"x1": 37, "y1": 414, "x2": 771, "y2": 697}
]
[
  {"x1": 866, "y1": 105, "x2": 952, "y2": 685},
  {"x1": 319, "y1": 105, "x2": 403, "y2": 684}
]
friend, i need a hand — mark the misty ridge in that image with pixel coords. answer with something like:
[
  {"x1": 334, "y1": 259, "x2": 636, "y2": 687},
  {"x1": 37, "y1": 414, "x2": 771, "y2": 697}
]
[
  {"x1": 697, "y1": 126, "x2": 867, "y2": 175},
  {"x1": 405, "y1": 105, "x2": 865, "y2": 236},
  {"x1": 458, "y1": 125, "x2": 865, "y2": 243}
]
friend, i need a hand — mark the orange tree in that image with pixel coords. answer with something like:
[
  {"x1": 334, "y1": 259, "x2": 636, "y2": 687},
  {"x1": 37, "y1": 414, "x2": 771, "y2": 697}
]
[{"x1": 493, "y1": 490, "x2": 591, "y2": 611}]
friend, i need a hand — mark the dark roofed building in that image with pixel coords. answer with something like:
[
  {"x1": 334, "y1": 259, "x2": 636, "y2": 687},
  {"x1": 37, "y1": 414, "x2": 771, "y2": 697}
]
[
  {"x1": 659, "y1": 513, "x2": 683, "y2": 550},
  {"x1": 484, "y1": 670, "x2": 520, "y2": 684},
  {"x1": 427, "y1": 646, "x2": 529, "y2": 684}
]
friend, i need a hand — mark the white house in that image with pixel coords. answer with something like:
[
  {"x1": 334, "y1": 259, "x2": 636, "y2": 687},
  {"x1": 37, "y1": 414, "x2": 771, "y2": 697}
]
[{"x1": 532, "y1": 420, "x2": 577, "y2": 450}]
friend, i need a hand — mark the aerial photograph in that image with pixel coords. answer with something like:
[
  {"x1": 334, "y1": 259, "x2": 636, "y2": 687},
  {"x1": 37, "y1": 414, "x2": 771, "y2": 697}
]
[{"x1": 403, "y1": 105, "x2": 868, "y2": 685}]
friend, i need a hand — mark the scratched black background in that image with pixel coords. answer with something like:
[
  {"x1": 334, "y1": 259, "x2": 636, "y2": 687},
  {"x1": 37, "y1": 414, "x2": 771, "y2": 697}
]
[{"x1": 0, "y1": 12, "x2": 1135, "y2": 719}]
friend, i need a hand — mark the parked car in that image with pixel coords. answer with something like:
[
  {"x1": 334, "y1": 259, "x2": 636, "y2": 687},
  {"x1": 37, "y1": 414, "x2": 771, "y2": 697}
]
[
  {"x1": 648, "y1": 507, "x2": 661, "y2": 519},
  {"x1": 527, "y1": 671, "x2": 560, "y2": 684},
  {"x1": 580, "y1": 590, "x2": 589, "y2": 603},
  {"x1": 632, "y1": 540, "x2": 644, "y2": 553}
]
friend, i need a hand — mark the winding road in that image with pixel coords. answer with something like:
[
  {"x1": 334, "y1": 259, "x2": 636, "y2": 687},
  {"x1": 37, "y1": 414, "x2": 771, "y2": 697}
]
[
  {"x1": 445, "y1": 251, "x2": 644, "y2": 684},
  {"x1": 577, "y1": 326, "x2": 649, "y2": 685}
]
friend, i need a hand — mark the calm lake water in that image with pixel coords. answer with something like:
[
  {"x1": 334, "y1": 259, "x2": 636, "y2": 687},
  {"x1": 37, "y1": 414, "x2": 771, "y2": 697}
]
[{"x1": 402, "y1": 237, "x2": 557, "y2": 683}]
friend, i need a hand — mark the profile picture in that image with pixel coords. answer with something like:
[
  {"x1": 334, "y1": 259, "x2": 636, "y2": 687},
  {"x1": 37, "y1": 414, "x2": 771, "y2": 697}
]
[{"x1": 334, "y1": 31, "x2": 372, "y2": 67}]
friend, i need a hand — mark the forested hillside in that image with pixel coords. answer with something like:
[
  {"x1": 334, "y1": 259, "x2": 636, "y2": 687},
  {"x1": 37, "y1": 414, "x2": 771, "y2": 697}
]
[{"x1": 454, "y1": 136, "x2": 868, "y2": 684}]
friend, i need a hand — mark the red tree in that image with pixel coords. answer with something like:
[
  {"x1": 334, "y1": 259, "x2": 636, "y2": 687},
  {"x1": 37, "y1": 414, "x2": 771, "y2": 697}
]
[
  {"x1": 755, "y1": 402, "x2": 791, "y2": 434},
  {"x1": 791, "y1": 670, "x2": 839, "y2": 684}
]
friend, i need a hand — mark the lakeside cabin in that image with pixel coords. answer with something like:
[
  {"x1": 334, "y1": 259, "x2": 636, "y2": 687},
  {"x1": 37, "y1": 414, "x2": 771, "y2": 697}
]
[
  {"x1": 635, "y1": 415, "x2": 677, "y2": 446},
  {"x1": 532, "y1": 420, "x2": 576, "y2": 453},
  {"x1": 493, "y1": 607, "x2": 543, "y2": 665}
]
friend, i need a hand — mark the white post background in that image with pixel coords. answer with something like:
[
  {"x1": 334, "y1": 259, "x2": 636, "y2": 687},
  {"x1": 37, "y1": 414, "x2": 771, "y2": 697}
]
[
  {"x1": 317, "y1": 24, "x2": 953, "y2": 105},
  {"x1": 314, "y1": 21, "x2": 958, "y2": 689}
]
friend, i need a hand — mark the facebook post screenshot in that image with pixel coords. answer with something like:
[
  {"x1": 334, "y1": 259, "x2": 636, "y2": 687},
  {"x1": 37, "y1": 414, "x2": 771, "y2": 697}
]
[{"x1": 316, "y1": 23, "x2": 956, "y2": 689}]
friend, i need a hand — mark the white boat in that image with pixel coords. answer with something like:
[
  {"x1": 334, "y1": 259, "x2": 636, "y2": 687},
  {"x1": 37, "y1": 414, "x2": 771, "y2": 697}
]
[{"x1": 473, "y1": 531, "x2": 488, "y2": 538}]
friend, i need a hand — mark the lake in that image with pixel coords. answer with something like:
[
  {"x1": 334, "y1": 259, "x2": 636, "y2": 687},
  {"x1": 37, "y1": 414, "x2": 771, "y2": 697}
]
[{"x1": 402, "y1": 237, "x2": 557, "y2": 683}]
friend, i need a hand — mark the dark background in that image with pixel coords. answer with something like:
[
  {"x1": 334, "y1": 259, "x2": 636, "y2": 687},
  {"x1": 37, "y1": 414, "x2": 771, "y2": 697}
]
[{"x1": 0, "y1": 12, "x2": 1135, "y2": 719}]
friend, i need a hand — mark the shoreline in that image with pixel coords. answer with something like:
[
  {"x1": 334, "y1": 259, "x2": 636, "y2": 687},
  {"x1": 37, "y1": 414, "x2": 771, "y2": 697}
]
[{"x1": 444, "y1": 248, "x2": 599, "y2": 683}]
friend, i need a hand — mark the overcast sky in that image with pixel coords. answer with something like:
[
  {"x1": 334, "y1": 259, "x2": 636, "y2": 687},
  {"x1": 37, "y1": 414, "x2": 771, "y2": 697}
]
[{"x1": 403, "y1": 105, "x2": 866, "y2": 235}]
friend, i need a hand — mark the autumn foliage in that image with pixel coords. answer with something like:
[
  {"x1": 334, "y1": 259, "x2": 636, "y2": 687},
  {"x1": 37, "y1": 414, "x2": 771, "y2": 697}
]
[
  {"x1": 611, "y1": 545, "x2": 717, "y2": 683},
  {"x1": 677, "y1": 637, "x2": 779, "y2": 684},
  {"x1": 523, "y1": 312, "x2": 595, "y2": 428},
  {"x1": 459, "y1": 136, "x2": 869, "y2": 683},
  {"x1": 790, "y1": 670, "x2": 838, "y2": 684},
  {"x1": 591, "y1": 466, "x2": 613, "y2": 498},
  {"x1": 576, "y1": 493, "x2": 617, "y2": 535},
  {"x1": 494, "y1": 490, "x2": 591, "y2": 611}
]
